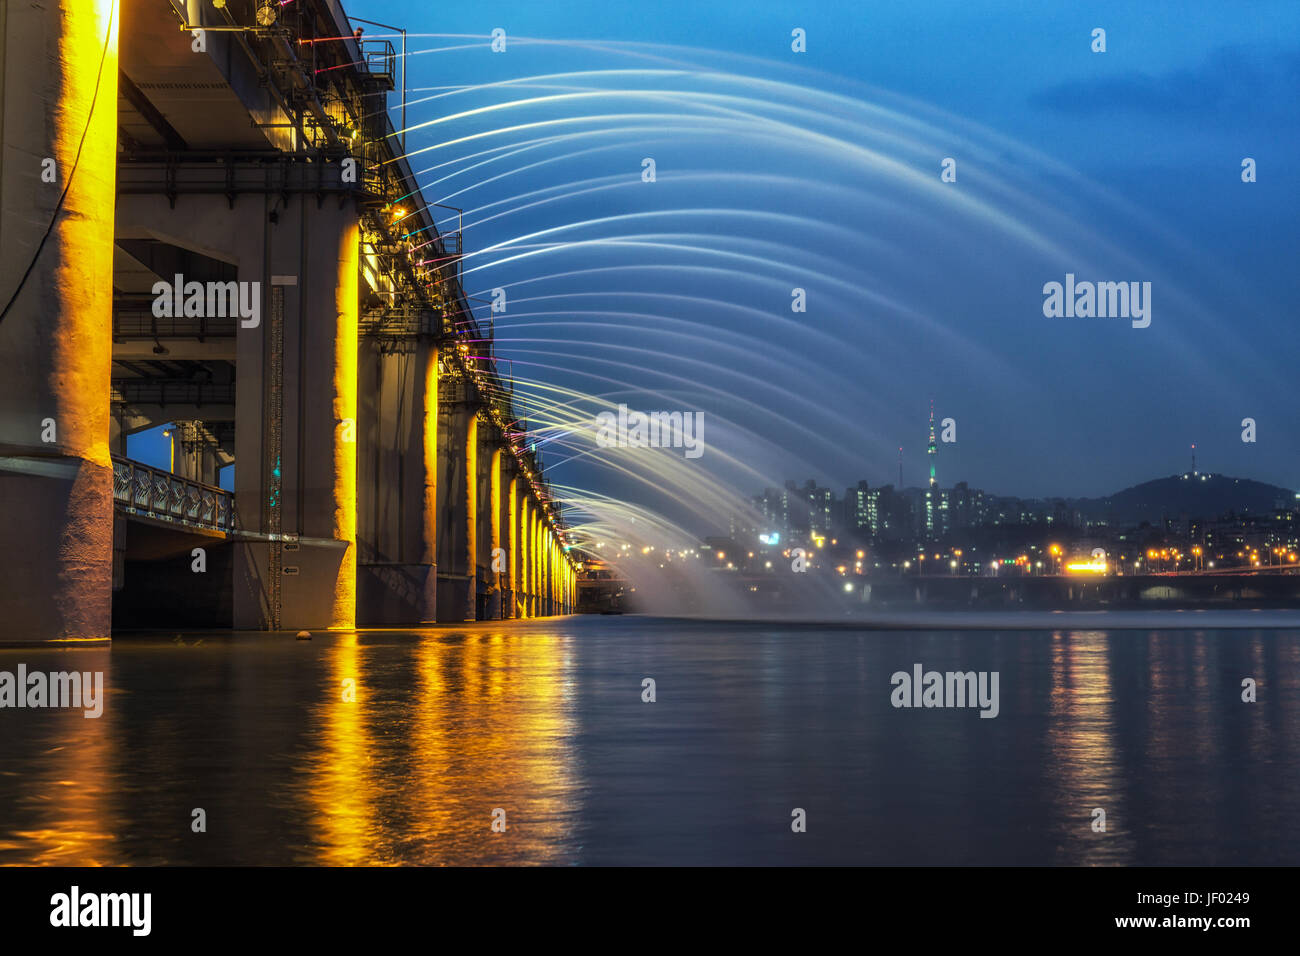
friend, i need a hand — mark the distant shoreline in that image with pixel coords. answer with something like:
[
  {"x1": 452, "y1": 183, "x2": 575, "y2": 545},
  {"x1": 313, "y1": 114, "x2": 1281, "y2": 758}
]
[{"x1": 607, "y1": 609, "x2": 1300, "y2": 631}]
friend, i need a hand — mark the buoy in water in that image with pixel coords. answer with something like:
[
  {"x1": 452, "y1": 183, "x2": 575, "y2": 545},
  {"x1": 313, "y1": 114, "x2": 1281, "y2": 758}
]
[{"x1": 296, "y1": 630, "x2": 312, "y2": 640}]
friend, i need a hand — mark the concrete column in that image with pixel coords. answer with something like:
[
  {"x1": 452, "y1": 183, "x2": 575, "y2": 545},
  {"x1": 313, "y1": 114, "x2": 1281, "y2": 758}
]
[
  {"x1": 464, "y1": 413, "x2": 478, "y2": 620},
  {"x1": 114, "y1": 186, "x2": 363, "y2": 631},
  {"x1": 169, "y1": 424, "x2": 222, "y2": 486},
  {"x1": 538, "y1": 514, "x2": 545, "y2": 615},
  {"x1": 239, "y1": 206, "x2": 359, "y2": 631},
  {"x1": 108, "y1": 409, "x2": 128, "y2": 457},
  {"x1": 522, "y1": 496, "x2": 534, "y2": 617},
  {"x1": 543, "y1": 527, "x2": 552, "y2": 617},
  {"x1": 517, "y1": 495, "x2": 528, "y2": 617},
  {"x1": 485, "y1": 445, "x2": 502, "y2": 620},
  {"x1": 554, "y1": 539, "x2": 561, "y2": 614},
  {"x1": 356, "y1": 340, "x2": 438, "y2": 624},
  {"x1": 436, "y1": 399, "x2": 476, "y2": 621},
  {"x1": 419, "y1": 349, "x2": 438, "y2": 621},
  {"x1": 524, "y1": 504, "x2": 533, "y2": 617},
  {"x1": 505, "y1": 472, "x2": 517, "y2": 617},
  {"x1": 533, "y1": 511, "x2": 543, "y2": 617},
  {"x1": 547, "y1": 529, "x2": 556, "y2": 616},
  {"x1": 328, "y1": 224, "x2": 359, "y2": 630},
  {"x1": 0, "y1": 0, "x2": 118, "y2": 642},
  {"x1": 560, "y1": 554, "x2": 568, "y2": 614}
]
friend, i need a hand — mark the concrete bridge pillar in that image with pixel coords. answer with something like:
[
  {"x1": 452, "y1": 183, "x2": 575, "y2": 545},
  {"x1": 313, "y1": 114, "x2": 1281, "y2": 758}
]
[
  {"x1": 557, "y1": 540, "x2": 565, "y2": 614},
  {"x1": 543, "y1": 517, "x2": 551, "y2": 616},
  {"x1": 0, "y1": 0, "x2": 119, "y2": 643},
  {"x1": 485, "y1": 446, "x2": 504, "y2": 620},
  {"x1": 543, "y1": 528, "x2": 553, "y2": 616},
  {"x1": 512, "y1": 494, "x2": 522, "y2": 621},
  {"x1": 256, "y1": 210, "x2": 360, "y2": 631},
  {"x1": 168, "y1": 423, "x2": 224, "y2": 486},
  {"x1": 521, "y1": 496, "x2": 534, "y2": 617},
  {"x1": 524, "y1": 493, "x2": 536, "y2": 618},
  {"x1": 543, "y1": 527, "x2": 553, "y2": 616},
  {"x1": 356, "y1": 340, "x2": 439, "y2": 624},
  {"x1": 504, "y1": 471, "x2": 518, "y2": 617},
  {"x1": 108, "y1": 410, "x2": 128, "y2": 457},
  {"x1": 238, "y1": 208, "x2": 360, "y2": 631},
  {"x1": 551, "y1": 532, "x2": 560, "y2": 615},
  {"x1": 437, "y1": 397, "x2": 476, "y2": 621},
  {"x1": 114, "y1": 191, "x2": 361, "y2": 632},
  {"x1": 533, "y1": 511, "x2": 544, "y2": 617}
]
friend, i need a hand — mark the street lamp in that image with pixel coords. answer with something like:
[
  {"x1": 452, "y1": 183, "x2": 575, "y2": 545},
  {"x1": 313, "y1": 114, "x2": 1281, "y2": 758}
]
[{"x1": 161, "y1": 426, "x2": 175, "y2": 473}]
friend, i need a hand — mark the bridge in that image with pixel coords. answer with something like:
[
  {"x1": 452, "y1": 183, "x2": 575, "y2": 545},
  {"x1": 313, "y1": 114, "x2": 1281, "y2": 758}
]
[{"x1": 0, "y1": 0, "x2": 577, "y2": 641}]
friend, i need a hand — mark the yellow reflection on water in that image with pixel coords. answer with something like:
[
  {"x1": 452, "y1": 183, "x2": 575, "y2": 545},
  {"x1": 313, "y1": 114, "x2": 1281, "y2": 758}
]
[
  {"x1": 0, "y1": 651, "x2": 118, "y2": 865},
  {"x1": 305, "y1": 633, "x2": 374, "y2": 865},
  {"x1": 1046, "y1": 630, "x2": 1133, "y2": 864},
  {"x1": 301, "y1": 629, "x2": 579, "y2": 865}
]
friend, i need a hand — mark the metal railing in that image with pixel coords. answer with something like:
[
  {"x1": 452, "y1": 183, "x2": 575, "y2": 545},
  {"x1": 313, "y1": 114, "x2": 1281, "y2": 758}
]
[
  {"x1": 360, "y1": 39, "x2": 396, "y2": 87},
  {"x1": 111, "y1": 456, "x2": 235, "y2": 533},
  {"x1": 113, "y1": 307, "x2": 237, "y2": 340},
  {"x1": 111, "y1": 381, "x2": 235, "y2": 408}
]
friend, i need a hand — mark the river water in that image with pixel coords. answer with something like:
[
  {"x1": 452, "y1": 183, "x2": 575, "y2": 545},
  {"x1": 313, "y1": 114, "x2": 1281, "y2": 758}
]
[{"x1": 2, "y1": 616, "x2": 1297, "y2": 865}]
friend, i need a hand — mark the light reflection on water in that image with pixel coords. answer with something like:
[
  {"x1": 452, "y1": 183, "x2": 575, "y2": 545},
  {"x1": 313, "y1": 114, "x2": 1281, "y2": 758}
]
[{"x1": 1, "y1": 619, "x2": 1297, "y2": 865}]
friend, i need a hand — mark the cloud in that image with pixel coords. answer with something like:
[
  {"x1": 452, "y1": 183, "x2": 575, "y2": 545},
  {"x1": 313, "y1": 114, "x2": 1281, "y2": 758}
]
[{"x1": 1030, "y1": 46, "x2": 1300, "y2": 119}]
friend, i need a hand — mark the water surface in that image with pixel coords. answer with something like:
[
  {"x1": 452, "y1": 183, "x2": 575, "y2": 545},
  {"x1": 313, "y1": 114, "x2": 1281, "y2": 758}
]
[{"x1": 1, "y1": 617, "x2": 1297, "y2": 865}]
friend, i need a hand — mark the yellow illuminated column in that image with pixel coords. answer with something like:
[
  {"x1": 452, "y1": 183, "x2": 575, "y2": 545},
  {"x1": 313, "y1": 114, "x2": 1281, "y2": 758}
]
[
  {"x1": 519, "y1": 496, "x2": 531, "y2": 618},
  {"x1": 544, "y1": 534, "x2": 551, "y2": 616},
  {"x1": 488, "y1": 447, "x2": 501, "y2": 619},
  {"x1": 533, "y1": 503, "x2": 542, "y2": 617},
  {"x1": 545, "y1": 524, "x2": 553, "y2": 616},
  {"x1": 533, "y1": 512, "x2": 543, "y2": 616},
  {"x1": 549, "y1": 532, "x2": 557, "y2": 615},
  {"x1": 419, "y1": 347, "x2": 439, "y2": 621},
  {"x1": 329, "y1": 216, "x2": 360, "y2": 629},
  {"x1": 463, "y1": 413, "x2": 478, "y2": 621},
  {"x1": 506, "y1": 473, "x2": 517, "y2": 618},
  {"x1": 0, "y1": 0, "x2": 120, "y2": 642}
]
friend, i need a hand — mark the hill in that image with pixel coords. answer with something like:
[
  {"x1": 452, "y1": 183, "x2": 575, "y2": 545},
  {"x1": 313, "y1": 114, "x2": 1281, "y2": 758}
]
[{"x1": 1072, "y1": 473, "x2": 1296, "y2": 525}]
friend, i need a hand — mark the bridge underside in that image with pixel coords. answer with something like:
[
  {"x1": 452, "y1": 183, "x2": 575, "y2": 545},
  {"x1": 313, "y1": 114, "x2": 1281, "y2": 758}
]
[{"x1": 0, "y1": 0, "x2": 575, "y2": 641}]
